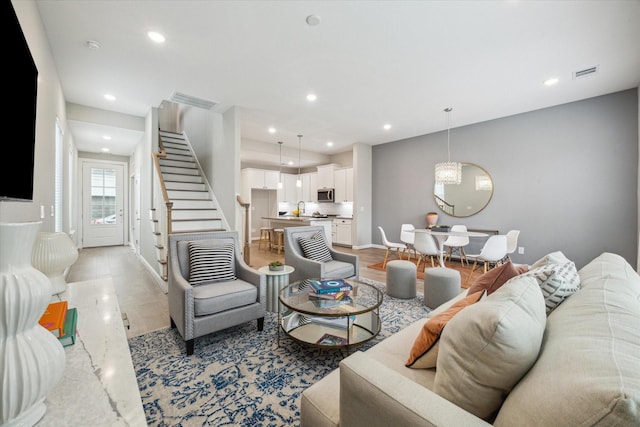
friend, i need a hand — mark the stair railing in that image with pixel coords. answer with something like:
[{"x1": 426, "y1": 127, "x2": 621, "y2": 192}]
[
  {"x1": 237, "y1": 195, "x2": 251, "y2": 265},
  {"x1": 434, "y1": 195, "x2": 455, "y2": 216},
  {"x1": 152, "y1": 128, "x2": 173, "y2": 280}
]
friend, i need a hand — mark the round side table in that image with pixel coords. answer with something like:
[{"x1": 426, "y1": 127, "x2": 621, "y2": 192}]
[{"x1": 257, "y1": 265, "x2": 295, "y2": 312}]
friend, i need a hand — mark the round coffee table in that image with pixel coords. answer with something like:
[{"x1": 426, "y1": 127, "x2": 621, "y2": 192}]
[{"x1": 278, "y1": 278, "x2": 383, "y2": 348}]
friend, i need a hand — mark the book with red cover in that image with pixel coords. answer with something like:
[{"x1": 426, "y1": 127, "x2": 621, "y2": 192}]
[{"x1": 39, "y1": 300, "x2": 68, "y2": 338}]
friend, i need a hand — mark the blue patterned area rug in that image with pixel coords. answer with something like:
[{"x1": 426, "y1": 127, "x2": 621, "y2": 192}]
[{"x1": 128, "y1": 278, "x2": 430, "y2": 427}]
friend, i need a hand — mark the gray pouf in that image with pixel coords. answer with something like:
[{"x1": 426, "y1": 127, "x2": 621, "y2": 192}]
[
  {"x1": 424, "y1": 267, "x2": 461, "y2": 309},
  {"x1": 386, "y1": 260, "x2": 417, "y2": 299}
]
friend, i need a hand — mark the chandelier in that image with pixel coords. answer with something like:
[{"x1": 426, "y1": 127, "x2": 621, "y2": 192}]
[{"x1": 434, "y1": 107, "x2": 462, "y2": 185}]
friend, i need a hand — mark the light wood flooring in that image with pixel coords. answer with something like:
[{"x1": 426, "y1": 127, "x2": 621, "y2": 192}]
[{"x1": 66, "y1": 240, "x2": 476, "y2": 339}]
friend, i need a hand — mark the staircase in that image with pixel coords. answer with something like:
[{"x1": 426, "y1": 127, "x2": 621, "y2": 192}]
[{"x1": 151, "y1": 129, "x2": 227, "y2": 280}]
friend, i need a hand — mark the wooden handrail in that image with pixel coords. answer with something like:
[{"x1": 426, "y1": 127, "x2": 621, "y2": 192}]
[
  {"x1": 434, "y1": 194, "x2": 454, "y2": 216},
  {"x1": 237, "y1": 195, "x2": 251, "y2": 265}
]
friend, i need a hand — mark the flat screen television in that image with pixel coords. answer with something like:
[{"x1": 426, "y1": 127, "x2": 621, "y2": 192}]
[{"x1": 1, "y1": 1, "x2": 38, "y2": 202}]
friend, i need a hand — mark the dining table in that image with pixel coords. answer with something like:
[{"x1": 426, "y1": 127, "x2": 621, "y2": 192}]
[{"x1": 414, "y1": 228, "x2": 488, "y2": 267}]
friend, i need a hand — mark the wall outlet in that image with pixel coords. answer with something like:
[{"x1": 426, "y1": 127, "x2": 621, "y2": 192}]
[{"x1": 518, "y1": 247, "x2": 525, "y2": 254}]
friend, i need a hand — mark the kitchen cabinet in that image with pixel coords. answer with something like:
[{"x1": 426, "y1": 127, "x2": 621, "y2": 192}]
[
  {"x1": 277, "y1": 173, "x2": 299, "y2": 203},
  {"x1": 333, "y1": 218, "x2": 352, "y2": 246},
  {"x1": 316, "y1": 164, "x2": 339, "y2": 189},
  {"x1": 301, "y1": 172, "x2": 318, "y2": 202},
  {"x1": 242, "y1": 168, "x2": 280, "y2": 190},
  {"x1": 334, "y1": 167, "x2": 353, "y2": 203}
]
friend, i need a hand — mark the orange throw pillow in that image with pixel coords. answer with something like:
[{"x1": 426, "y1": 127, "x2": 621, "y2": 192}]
[
  {"x1": 466, "y1": 261, "x2": 529, "y2": 296},
  {"x1": 406, "y1": 290, "x2": 485, "y2": 369}
]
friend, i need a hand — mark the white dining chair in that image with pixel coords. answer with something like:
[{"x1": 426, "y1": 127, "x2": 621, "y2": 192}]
[
  {"x1": 443, "y1": 225, "x2": 470, "y2": 266},
  {"x1": 413, "y1": 232, "x2": 440, "y2": 272},
  {"x1": 465, "y1": 234, "x2": 508, "y2": 284},
  {"x1": 378, "y1": 226, "x2": 407, "y2": 268},
  {"x1": 400, "y1": 224, "x2": 416, "y2": 260},
  {"x1": 504, "y1": 230, "x2": 520, "y2": 262}
]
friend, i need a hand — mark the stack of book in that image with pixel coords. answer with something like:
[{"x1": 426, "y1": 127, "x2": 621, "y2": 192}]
[
  {"x1": 308, "y1": 279, "x2": 354, "y2": 308},
  {"x1": 38, "y1": 300, "x2": 78, "y2": 347}
]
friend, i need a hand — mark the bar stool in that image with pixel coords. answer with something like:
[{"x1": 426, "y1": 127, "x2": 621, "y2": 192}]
[
  {"x1": 259, "y1": 227, "x2": 273, "y2": 251},
  {"x1": 271, "y1": 229, "x2": 284, "y2": 255}
]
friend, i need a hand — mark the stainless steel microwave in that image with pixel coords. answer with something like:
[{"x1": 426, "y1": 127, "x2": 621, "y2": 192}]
[{"x1": 317, "y1": 188, "x2": 335, "y2": 203}]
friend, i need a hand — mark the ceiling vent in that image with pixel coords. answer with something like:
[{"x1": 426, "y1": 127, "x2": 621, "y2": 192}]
[
  {"x1": 573, "y1": 65, "x2": 599, "y2": 80},
  {"x1": 169, "y1": 91, "x2": 218, "y2": 109}
]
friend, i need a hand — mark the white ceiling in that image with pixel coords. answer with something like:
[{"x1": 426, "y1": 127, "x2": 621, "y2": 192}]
[{"x1": 36, "y1": 0, "x2": 640, "y2": 164}]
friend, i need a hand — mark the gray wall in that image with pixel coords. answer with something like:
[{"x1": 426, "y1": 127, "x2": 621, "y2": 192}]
[{"x1": 373, "y1": 89, "x2": 639, "y2": 269}]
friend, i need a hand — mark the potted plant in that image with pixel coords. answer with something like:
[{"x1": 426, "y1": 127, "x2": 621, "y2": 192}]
[{"x1": 269, "y1": 260, "x2": 284, "y2": 271}]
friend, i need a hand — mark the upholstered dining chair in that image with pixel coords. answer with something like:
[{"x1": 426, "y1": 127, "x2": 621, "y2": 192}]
[
  {"x1": 168, "y1": 230, "x2": 266, "y2": 355},
  {"x1": 413, "y1": 231, "x2": 440, "y2": 272},
  {"x1": 400, "y1": 224, "x2": 416, "y2": 260},
  {"x1": 465, "y1": 234, "x2": 508, "y2": 284},
  {"x1": 284, "y1": 226, "x2": 359, "y2": 284},
  {"x1": 378, "y1": 226, "x2": 407, "y2": 268},
  {"x1": 443, "y1": 224, "x2": 470, "y2": 266}
]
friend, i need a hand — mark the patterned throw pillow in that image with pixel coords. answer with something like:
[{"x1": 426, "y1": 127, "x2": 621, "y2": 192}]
[
  {"x1": 298, "y1": 232, "x2": 333, "y2": 262},
  {"x1": 406, "y1": 290, "x2": 485, "y2": 369},
  {"x1": 516, "y1": 261, "x2": 580, "y2": 314},
  {"x1": 188, "y1": 241, "x2": 236, "y2": 285}
]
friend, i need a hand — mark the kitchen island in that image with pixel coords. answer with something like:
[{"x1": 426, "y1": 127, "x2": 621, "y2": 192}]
[{"x1": 263, "y1": 216, "x2": 333, "y2": 245}]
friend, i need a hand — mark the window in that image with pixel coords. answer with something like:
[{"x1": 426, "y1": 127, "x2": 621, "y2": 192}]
[{"x1": 90, "y1": 168, "x2": 117, "y2": 225}]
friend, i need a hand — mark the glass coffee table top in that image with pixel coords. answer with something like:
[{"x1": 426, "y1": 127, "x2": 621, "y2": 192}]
[{"x1": 278, "y1": 278, "x2": 383, "y2": 348}]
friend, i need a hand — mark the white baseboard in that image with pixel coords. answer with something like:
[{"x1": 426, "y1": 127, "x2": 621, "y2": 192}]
[{"x1": 133, "y1": 243, "x2": 168, "y2": 294}]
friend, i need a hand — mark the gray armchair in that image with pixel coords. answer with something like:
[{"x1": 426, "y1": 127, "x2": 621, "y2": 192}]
[
  {"x1": 168, "y1": 231, "x2": 266, "y2": 355},
  {"x1": 284, "y1": 226, "x2": 359, "y2": 283}
]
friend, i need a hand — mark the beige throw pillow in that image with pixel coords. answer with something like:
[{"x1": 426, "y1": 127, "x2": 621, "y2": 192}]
[{"x1": 433, "y1": 275, "x2": 546, "y2": 420}]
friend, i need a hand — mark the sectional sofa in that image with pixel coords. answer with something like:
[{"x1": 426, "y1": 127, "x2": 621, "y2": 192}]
[{"x1": 300, "y1": 252, "x2": 640, "y2": 426}]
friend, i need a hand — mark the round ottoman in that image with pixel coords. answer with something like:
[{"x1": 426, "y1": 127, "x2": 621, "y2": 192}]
[
  {"x1": 423, "y1": 267, "x2": 461, "y2": 308},
  {"x1": 386, "y1": 260, "x2": 417, "y2": 299}
]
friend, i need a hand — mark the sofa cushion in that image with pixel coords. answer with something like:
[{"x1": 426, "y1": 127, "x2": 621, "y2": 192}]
[
  {"x1": 433, "y1": 275, "x2": 546, "y2": 420},
  {"x1": 405, "y1": 290, "x2": 484, "y2": 369},
  {"x1": 299, "y1": 232, "x2": 333, "y2": 262},
  {"x1": 192, "y1": 278, "x2": 258, "y2": 316},
  {"x1": 495, "y1": 252, "x2": 640, "y2": 426},
  {"x1": 187, "y1": 241, "x2": 236, "y2": 285},
  {"x1": 517, "y1": 260, "x2": 580, "y2": 314},
  {"x1": 530, "y1": 250, "x2": 570, "y2": 269},
  {"x1": 466, "y1": 261, "x2": 529, "y2": 296}
]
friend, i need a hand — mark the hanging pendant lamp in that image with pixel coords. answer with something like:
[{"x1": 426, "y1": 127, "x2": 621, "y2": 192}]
[
  {"x1": 277, "y1": 141, "x2": 283, "y2": 189},
  {"x1": 296, "y1": 135, "x2": 302, "y2": 188},
  {"x1": 434, "y1": 107, "x2": 462, "y2": 185}
]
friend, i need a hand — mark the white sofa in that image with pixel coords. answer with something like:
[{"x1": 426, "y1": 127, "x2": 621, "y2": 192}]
[{"x1": 300, "y1": 252, "x2": 640, "y2": 426}]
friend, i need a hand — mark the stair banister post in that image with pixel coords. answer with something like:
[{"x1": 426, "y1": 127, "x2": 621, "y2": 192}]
[{"x1": 237, "y1": 195, "x2": 250, "y2": 265}]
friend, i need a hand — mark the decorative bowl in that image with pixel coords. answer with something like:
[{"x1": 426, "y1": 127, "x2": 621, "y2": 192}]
[{"x1": 269, "y1": 264, "x2": 284, "y2": 271}]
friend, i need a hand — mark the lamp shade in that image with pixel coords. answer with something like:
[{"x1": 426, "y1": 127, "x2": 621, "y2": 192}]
[{"x1": 435, "y1": 161, "x2": 462, "y2": 185}]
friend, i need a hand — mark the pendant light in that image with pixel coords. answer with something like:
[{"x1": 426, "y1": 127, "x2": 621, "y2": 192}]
[
  {"x1": 434, "y1": 107, "x2": 462, "y2": 185},
  {"x1": 296, "y1": 135, "x2": 302, "y2": 188},
  {"x1": 277, "y1": 141, "x2": 283, "y2": 189}
]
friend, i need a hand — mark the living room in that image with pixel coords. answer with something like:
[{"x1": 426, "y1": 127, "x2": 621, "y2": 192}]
[{"x1": 1, "y1": 1, "x2": 639, "y2": 426}]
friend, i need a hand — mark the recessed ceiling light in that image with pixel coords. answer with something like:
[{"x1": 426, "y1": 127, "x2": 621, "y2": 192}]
[
  {"x1": 104, "y1": 94, "x2": 116, "y2": 101},
  {"x1": 383, "y1": 123, "x2": 392, "y2": 130},
  {"x1": 268, "y1": 127, "x2": 276, "y2": 134},
  {"x1": 306, "y1": 93, "x2": 317, "y2": 102},
  {"x1": 327, "y1": 141, "x2": 333, "y2": 147},
  {"x1": 306, "y1": 15, "x2": 321, "y2": 26},
  {"x1": 147, "y1": 31, "x2": 165, "y2": 43},
  {"x1": 543, "y1": 77, "x2": 559, "y2": 86},
  {"x1": 102, "y1": 135, "x2": 112, "y2": 140},
  {"x1": 85, "y1": 40, "x2": 101, "y2": 50},
  {"x1": 101, "y1": 147, "x2": 110, "y2": 153},
  {"x1": 288, "y1": 160, "x2": 294, "y2": 166}
]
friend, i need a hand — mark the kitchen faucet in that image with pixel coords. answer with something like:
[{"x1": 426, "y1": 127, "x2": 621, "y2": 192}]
[{"x1": 297, "y1": 201, "x2": 306, "y2": 215}]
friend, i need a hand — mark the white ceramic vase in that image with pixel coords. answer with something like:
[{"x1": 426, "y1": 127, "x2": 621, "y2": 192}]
[
  {"x1": 0, "y1": 222, "x2": 66, "y2": 427},
  {"x1": 32, "y1": 231, "x2": 79, "y2": 295}
]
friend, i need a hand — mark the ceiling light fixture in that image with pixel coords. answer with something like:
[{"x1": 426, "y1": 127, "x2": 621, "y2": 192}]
[
  {"x1": 85, "y1": 40, "x2": 101, "y2": 50},
  {"x1": 277, "y1": 141, "x2": 284, "y2": 189},
  {"x1": 147, "y1": 31, "x2": 165, "y2": 43},
  {"x1": 268, "y1": 127, "x2": 276, "y2": 134},
  {"x1": 296, "y1": 135, "x2": 303, "y2": 188},
  {"x1": 543, "y1": 77, "x2": 559, "y2": 86},
  {"x1": 327, "y1": 141, "x2": 333, "y2": 147},
  {"x1": 434, "y1": 107, "x2": 462, "y2": 185},
  {"x1": 306, "y1": 15, "x2": 321, "y2": 26},
  {"x1": 104, "y1": 94, "x2": 116, "y2": 101},
  {"x1": 306, "y1": 93, "x2": 317, "y2": 102},
  {"x1": 383, "y1": 123, "x2": 391, "y2": 130}
]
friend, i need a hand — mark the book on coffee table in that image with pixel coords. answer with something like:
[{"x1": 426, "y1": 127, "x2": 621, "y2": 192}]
[
  {"x1": 309, "y1": 279, "x2": 352, "y2": 294},
  {"x1": 316, "y1": 333, "x2": 348, "y2": 346}
]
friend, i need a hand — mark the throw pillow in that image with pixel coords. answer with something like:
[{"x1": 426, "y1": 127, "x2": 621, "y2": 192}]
[
  {"x1": 466, "y1": 261, "x2": 529, "y2": 296},
  {"x1": 530, "y1": 250, "x2": 571, "y2": 269},
  {"x1": 405, "y1": 290, "x2": 485, "y2": 369},
  {"x1": 517, "y1": 261, "x2": 580, "y2": 315},
  {"x1": 433, "y1": 275, "x2": 546, "y2": 420},
  {"x1": 298, "y1": 232, "x2": 333, "y2": 262},
  {"x1": 188, "y1": 241, "x2": 236, "y2": 285}
]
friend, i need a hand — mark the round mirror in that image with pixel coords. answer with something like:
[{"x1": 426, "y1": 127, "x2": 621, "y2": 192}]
[{"x1": 433, "y1": 163, "x2": 493, "y2": 217}]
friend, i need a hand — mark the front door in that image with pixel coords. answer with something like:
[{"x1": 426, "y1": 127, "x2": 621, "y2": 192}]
[{"x1": 82, "y1": 160, "x2": 126, "y2": 247}]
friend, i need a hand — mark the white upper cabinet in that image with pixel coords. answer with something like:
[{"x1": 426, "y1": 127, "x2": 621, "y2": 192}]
[
  {"x1": 316, "y1": 164, "x2": 339, "y2": 189},
  {"x1": 243, "y1": 168, "x2": 279, "y2": 190},
  {"x1": 301, "y1": 172, "x2": 318, "y2": 202},
  {"x1": 334, "y1": 167, "x2": 353, "y2": 203}
]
